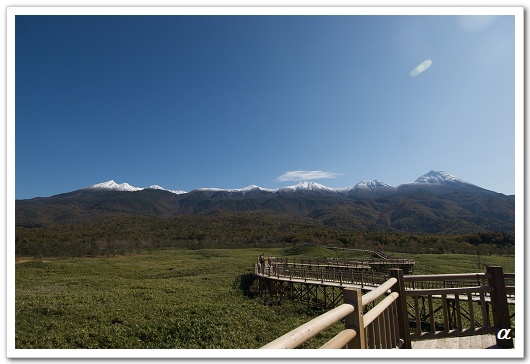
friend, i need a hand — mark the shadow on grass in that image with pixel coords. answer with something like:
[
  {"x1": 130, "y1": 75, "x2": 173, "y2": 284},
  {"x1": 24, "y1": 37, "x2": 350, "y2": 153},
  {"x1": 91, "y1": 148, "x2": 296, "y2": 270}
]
[{"x1": 235, "y1": 273, "x2": 260, "y2": 298}]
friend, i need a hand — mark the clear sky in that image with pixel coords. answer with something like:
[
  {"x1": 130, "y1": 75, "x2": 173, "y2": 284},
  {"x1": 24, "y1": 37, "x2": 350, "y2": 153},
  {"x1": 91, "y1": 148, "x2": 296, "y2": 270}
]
[{"x1": 14, "y1": 12, "x2": 517, "y2": 199}]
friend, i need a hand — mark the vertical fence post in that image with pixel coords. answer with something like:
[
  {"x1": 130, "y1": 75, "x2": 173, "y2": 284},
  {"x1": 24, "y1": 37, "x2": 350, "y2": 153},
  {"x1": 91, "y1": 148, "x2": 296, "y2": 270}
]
[
  {"x1": 389, "y1": 269, "x2": 411, "y2": 349},
  {"x1": 486, "y1": 266, "x2": 514, "y2": 348},
  {"x1": 344, "y1": 288, "x2": 366, "y2": 349}
]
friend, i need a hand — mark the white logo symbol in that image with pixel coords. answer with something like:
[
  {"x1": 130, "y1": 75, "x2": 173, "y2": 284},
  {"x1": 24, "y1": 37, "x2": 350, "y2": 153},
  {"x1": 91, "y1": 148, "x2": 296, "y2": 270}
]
[{"x1": 496, "y1": 329, "x2": 512, "y2": 340}]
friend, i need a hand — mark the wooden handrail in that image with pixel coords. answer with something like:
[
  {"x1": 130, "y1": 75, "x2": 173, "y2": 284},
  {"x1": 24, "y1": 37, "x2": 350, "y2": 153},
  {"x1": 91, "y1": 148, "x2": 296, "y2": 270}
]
[
  {"x1": 362, "y1": 277, "x2": 397, "y2": 306},
  {"x1": 405, "y1": 285, "x2": 495, "y2": 297},
  {"x1": 363, "y1": 292, "x2": 399, "y2": 326},
  {"x1": 268, "y1": 256, "x2": 415, "y2": 267},
  {"x1": 258, "y1": 264, "x2": 515, "y2": 349},
  {"x1": 403, "y1": 273, "x2": 491, "y2": 282},
  {"x1": 261, "y1": 303, "x2": 355, "y2": 349},
  {"x1": 261, "y1": 278, "x2": 401, "y2": 349},
  {"x1": 320, "y1": 329, "x2": 357, "y2": 349}
]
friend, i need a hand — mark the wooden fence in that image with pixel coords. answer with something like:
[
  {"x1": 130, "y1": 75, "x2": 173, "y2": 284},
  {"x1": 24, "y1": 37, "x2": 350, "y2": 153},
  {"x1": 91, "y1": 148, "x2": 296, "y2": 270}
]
[
  {"x1": 399, "y1": 266, "x2": 514, "y2": 347},
  {"x1": 259, "y1": 266, "x2": 514, "y2": 349},
  {"x1": 256, "y1": 263, "x2": 389, "y2": 289},
  {"x1": 261, "y1": 277, "x2": 405, "y2": 349},
  {"x1": 266, "y1": 256, "x2": 415, "y2": 274}
]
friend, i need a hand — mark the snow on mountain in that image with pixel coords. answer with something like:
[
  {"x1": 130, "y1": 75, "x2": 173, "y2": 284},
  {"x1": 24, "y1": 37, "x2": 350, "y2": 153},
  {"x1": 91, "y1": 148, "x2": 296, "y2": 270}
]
[
  {"x1": 354, "y1": 180, "x2": 396, "y2": 190},
  {"x1": 197, "y1": 185, "x2": 276, "y2": 194},
  {"x1": 86, "y1": 171, "x2": 476, "y2": 197},
  {"x1": 146, "y1": 185, "x2": 187, "y2": 195},
  {"x1": 413, "y1": 170, "x2": 471, "y2": 186},
  {"x1": 88, "y1": 180, "x2": 143, "y2": 192},
  {"x1": 88, "y1": 181, "x2": 187, "y2": 194},
  {"x1": 239, "y1": 185, "x2": 277, "y2": 193},
  {"x1": 278, "y1": 181, "x2": 340, "y2": 193}
]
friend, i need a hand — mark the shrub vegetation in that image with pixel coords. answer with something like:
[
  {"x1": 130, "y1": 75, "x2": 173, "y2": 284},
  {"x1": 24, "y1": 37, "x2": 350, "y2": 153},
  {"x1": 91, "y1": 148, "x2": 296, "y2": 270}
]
[{"x1": 15, "y1": 246, "x2": 515, "y2": 349}]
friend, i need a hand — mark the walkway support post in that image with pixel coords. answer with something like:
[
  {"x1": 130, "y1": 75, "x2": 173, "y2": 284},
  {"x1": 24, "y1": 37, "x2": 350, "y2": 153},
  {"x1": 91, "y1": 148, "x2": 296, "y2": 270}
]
[
  {"x1": 486, "y1": 266, "x2": 514, "y2": 348},
  {"x1": 389, "y1": 268, "x2": 411, "y2": 349},
  {"x1": 344, "y1": 288, "x2": 366, "y2": 348}
]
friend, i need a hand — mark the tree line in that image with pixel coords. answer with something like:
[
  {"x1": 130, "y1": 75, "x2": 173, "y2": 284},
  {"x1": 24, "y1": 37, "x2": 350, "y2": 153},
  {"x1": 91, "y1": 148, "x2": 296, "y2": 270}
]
[{"x1": 15, "y1": 211, "x2": 515, "y2": 258}]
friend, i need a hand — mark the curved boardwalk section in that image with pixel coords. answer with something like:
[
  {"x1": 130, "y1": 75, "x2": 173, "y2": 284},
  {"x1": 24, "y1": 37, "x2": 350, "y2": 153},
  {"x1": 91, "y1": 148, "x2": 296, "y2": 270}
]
[{"x1": 255, "y1": 256, "x2": 515, "y2": 350}]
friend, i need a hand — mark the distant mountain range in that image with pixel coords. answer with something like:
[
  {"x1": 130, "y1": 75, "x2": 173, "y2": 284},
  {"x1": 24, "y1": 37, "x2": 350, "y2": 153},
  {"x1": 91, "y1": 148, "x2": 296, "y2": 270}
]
[
  {"x1": 84, "y1": 170, "x2": 473, "y2": 196},
  {"x1": 16, "y1": 171, "x2": 515, "y2": 234}
]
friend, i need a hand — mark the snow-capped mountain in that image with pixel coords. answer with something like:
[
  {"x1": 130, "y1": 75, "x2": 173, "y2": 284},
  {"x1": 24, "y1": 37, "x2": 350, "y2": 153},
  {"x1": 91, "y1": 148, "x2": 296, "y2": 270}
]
[
  {"x1": 197, "y1": 185, "x2": 276, "y2": 194},
  {"x1": 18, "y1": 170, "x2": 514, "y2": 235},
  {"x1": 413, "y1": 170, "x2": 471, "y2": 186},
  {"x1": 86, "y1": 171, "x2": 479, "y2": 197},
  {"x1": 88, "y1": 180, "x2": 143, "y2": 192},
  {"x1": 354, "y1": 180, "x2": 396, "y2": 190},
  {"x1": 278, "y1": 181, "x2": 341, "y2": 194},
  {"x1": 146, "y1": 185, "x2": 187, "y2": 195},
  {"x1": 88, "y1": 181, "x2": 186, "y2": 195}
]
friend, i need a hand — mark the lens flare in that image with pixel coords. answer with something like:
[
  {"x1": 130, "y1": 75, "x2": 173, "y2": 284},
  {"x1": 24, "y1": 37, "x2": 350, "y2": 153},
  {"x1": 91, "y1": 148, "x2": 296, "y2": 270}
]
[{"x1": 410, "y1": 59, "x2": 432, "y2": 77}]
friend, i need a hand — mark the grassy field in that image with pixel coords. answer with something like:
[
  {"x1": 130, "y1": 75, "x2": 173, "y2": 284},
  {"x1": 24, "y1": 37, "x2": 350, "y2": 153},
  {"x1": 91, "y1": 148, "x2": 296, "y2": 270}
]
[{"x1": 14, "y1": 246, "x2": 515, "y2": 349}]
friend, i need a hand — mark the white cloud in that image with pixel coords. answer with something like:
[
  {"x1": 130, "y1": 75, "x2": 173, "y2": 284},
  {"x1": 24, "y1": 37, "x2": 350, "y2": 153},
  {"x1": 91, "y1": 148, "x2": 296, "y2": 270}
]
[{"x1": 276, "y1": 170, "x2": 342, "y2": 182}]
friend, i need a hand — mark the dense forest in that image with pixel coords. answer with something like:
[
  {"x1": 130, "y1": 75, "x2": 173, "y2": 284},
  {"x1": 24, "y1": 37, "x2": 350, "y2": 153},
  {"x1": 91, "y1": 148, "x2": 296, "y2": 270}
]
[{"x1": 15, "y1": 210, "x2": 515, "y2": 258}]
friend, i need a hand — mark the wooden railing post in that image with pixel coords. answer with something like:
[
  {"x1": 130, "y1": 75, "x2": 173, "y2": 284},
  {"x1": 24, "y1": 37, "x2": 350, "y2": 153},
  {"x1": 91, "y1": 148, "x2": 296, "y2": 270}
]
[
  {"x1": 344, "y1": 288, "x2": 366, "y2": 348},
  {"x1": 486, "y1": 266, "x2": 514, "y2": 348},
  {"x1": 389, "y1": 269, "x2": 411, "y2": 349}
]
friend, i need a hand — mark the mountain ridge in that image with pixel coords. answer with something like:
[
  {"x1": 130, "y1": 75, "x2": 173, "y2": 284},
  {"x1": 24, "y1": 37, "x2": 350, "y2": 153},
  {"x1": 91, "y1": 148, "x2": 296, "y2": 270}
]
[
  {"x1": 15, "y1": 170, "x2": 515, "y2": 235},
  {"x1": 79, "y1": 171, "x2": 501, "y2": 197}
]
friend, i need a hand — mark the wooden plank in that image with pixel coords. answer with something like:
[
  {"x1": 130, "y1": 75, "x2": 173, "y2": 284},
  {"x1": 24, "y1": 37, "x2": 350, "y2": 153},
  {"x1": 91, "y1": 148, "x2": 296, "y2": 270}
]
[
  {"x1": 442, "y1": 294, "x2": 449, "y2": 331},
  {"x1": 447, "y1": 337, "x2": 460, "y2": 349},
  {"x1": 404, "y1": 273, "x2": 490, "y2": 283},
  {"x1": 426, "y1": 339, "x2": 438, "y2": 349},
  {"x1": 455, "y1": 295, "x2": 462, "y2": 330},
  {"x1": 390, "y1": 269, "x2": 411, "y2": 349},
  {"x1": 481, "y1": 334, "x2": 495, "y2": 348},
  {"x1": 379, "y1": 314, "x2": 388, "y2": 349},
  {"x1": 384, "y1": 307, "x2": 392, "y2": 348},
  {"x1": 412, "y1": 339, "x2": 427, "y2": 349},
  {"x1": 480, "y1": 293, "x2": 489, "y2": 327},
  {"x1": 468, "y1": 293, "x2": 475, "y2": 330},
  {"x1": 436, "y1": 338, "x2": 447, "y2": 349},
  {"x1": 346, "y1": 288, "x2": 366, "y2": 349},
  {"x1": 367, "y1": 322, "x2": 375, "y2": 349},
  {"x1": 487, "y1": 266, "x2": 514, "y2": 348},
  {"x1": 405, "y1": 285, "x2": 494, "y2": 296},
  {"x1": 414, "y1": 296, "x2": 422, "y2": 334},
  {"x1": 409, "y1": 327, "x2": 497, "y2": 341},
  {"x1": 428, "y1": 296, "x2": 435, "y2": 333},
  {"x1": 459, "y1": 335, "x2": 471, "y2": 349},
  {"x1": 373, "y1": 317, "x2": 382, "y2": 349},
  {"x1": 469, "y1": 334, "x2": 482, "y2": 349},
  {"x1": 390, "y1": 301, "x2": 399, "y2": 347}
]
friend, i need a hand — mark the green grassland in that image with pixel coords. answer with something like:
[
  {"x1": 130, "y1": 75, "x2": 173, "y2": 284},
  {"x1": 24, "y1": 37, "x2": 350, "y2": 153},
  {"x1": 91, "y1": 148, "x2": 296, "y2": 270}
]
[{"x1": 15, "y1": 246, "x2": 515, "y2": 349}]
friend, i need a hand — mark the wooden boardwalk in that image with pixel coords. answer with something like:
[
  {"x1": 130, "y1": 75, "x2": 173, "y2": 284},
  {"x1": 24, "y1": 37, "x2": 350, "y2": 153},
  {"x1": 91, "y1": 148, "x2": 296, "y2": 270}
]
[
  {"x1": 411, "y1": 335, "x2": 513, "y2": 349},
  {"x1": 258, "y1": 261, "x2": 515, "y2": 350},
  {"x1": 256, "y1": 268, "x2": 514, "y2": 303}
]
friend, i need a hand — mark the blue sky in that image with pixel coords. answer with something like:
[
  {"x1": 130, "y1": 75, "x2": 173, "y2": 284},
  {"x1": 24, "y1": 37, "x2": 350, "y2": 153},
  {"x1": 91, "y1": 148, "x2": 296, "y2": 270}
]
[{"x1": 15, "y1": 13, "x2": 517, "y2": 199}]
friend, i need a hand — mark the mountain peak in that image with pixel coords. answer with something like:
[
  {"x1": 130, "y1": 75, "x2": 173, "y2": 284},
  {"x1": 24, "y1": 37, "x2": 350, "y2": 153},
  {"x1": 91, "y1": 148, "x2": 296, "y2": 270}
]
[
  {"x1": 414, "y1": 170, "x2": 470, "y2": 186},
  {"x1": 354, "y1": 180, "x2": 395, "y2": 190},
  {"x1": 240, "y1": 185, "x2": 275, "y2": 193},
  {"x1": 88, "y1": 180, "x2": 142, "y2": 192},
  {"x1": 83, "y1": 170, "x2": 478, "y2": 197},
  {"x1": 279, "y1": 181, "x2": 335, "y2": 193}
]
